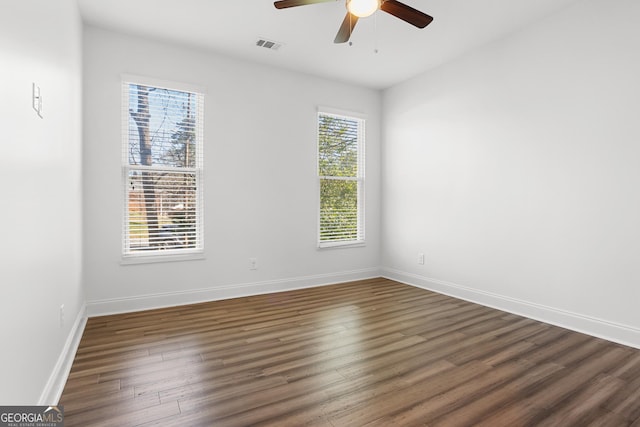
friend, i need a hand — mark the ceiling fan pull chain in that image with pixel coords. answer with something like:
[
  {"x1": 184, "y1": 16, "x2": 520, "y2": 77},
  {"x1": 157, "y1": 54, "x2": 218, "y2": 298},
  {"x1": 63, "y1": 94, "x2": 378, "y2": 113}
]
[
  {"x1": 374, "y1": 11, "x2": 379, "y2": 53},
  {"x1": 350, "y1": 13, "x2": 353, "y2": 45}
]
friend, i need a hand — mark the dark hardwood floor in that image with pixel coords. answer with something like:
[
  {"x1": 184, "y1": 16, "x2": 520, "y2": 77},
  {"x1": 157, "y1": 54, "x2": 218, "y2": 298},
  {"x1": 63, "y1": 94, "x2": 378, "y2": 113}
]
[{"x1": 59, "y1": 278, "x2": 640, "y2": 426}]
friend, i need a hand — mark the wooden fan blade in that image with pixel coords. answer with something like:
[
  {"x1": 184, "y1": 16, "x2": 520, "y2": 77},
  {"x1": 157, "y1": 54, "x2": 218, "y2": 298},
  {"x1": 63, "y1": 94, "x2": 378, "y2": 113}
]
[
  {"x1": 274, "y1": 0, "x2": 334, "y2": 9},
  {"x1": 334, "y1": 13, "x2": 358, "y2": 43},
  {"x1": 380, "y1": 0, "x2": 433, "y2": 28}
]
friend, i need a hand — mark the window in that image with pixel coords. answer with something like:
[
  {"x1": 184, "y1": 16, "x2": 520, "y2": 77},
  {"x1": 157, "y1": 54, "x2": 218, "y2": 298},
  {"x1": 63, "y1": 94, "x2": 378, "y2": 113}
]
[
  {"x1": 122, "y1": 78, "x2": 204, "y2": 260},
  {"x1": 317, "y1": 110, "x2": 365, "y2": 248}
]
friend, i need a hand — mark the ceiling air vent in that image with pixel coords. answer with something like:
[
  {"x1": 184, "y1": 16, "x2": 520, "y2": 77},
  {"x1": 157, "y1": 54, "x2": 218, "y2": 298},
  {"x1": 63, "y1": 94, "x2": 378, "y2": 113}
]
[{"x1": 256, "y1": 38, "x2": 283, "y2": 51}]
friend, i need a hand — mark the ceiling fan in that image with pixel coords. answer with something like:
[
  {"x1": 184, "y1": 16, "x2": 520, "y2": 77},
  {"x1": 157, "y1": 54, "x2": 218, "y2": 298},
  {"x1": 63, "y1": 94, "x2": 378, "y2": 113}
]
[{"x1": 274, "y1": 0, "x2": 434, "y2": 44}]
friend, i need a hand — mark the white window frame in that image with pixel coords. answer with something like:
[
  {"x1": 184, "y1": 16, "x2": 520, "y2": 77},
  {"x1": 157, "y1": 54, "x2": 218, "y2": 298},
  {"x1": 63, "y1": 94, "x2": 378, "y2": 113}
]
[
  {"x1": 121, "y1": 75, "x2": 205, "y2": 264},
  {"x1": 317, "y1": 107, "x2": 366, "y2": 249}
]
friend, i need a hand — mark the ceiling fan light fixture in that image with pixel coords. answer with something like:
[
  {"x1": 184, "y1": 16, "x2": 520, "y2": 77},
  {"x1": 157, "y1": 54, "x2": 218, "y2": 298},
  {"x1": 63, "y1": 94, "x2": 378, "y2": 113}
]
[{"x1": 346, "y1": 0, "x2": 380, "y2": 18}]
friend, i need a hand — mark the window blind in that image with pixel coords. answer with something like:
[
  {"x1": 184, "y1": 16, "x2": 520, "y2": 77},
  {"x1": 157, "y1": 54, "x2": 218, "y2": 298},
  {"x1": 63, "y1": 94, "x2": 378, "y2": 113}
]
[
  {"x1": 122, "y1": 82, "x2": 204, "y2": 257},
  {"x1": 318, "y1": 111, "x2": 365, "y2": 247}
]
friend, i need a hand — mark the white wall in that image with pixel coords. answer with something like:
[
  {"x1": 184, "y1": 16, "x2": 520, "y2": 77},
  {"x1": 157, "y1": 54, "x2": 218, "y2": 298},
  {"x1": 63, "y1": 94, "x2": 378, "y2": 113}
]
[
  {"x1": 83, "y1": 27, "x2": 381, "y2": 314},
  {"x1": 0, "y1": 0, "x2": 84, "y2": 404},
  {"x1": 382, "y1": 0, "x2": 640, "y2": 346}
]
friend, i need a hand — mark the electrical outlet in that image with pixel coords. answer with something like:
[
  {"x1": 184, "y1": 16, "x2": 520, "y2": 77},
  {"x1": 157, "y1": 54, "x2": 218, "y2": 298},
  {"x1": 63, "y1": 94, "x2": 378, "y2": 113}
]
[
  {"x1": 418, "y1": 253, "x2": 425, "y2": 265},
  {"x1": 249, "y1": 258, "x2": 257, "y2": 270},
  {"x1": 59, "y1": 304, "x2": 64, "y2": 328}
]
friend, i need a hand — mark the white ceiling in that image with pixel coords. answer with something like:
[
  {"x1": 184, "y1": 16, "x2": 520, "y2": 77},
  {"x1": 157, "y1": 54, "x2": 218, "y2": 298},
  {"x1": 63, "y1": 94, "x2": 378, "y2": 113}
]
[{"x1": 78, "y1": 0, "x2": 580, "y2": 89}]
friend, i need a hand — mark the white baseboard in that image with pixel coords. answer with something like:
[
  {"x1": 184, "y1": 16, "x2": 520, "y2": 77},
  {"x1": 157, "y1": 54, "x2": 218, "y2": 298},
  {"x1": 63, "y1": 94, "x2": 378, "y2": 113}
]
[
  {"x1": 86, "y1": 268, "x2": 381, "y2": 317},
  {"x1": 383, "y1": 268, "x2": 640, "y2": 350},
  {"x1": 39, "y1": 304, "x2": 87, "y2": 405}
]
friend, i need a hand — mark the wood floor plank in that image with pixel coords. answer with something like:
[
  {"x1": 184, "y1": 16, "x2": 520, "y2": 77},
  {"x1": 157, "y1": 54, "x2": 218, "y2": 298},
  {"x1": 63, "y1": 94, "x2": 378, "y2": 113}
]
[
  {"x1": 586, "y1": 410, "x2": 635, "y2": 427},
  {"x1": 602, "y1": 375, "x2": 640, "y2": 422},
  {"x1": 428, "y1": 362, "x2": 565, "y2": 427},
  {"x1": 59, "y1": 278, "x2": 640, "y2": 426},
  {"x1": 534, "y1": 374, "x2": 626, "y2": 427},
  {"x1": 361, "y1": 360, "x2": 537, "y2": 427},
  {"x1": 63, "y1": 389, "x2": 163, "y2": 426},
  {"x1": 327, "y1": 360, "x2": 494, "y2": 426}
]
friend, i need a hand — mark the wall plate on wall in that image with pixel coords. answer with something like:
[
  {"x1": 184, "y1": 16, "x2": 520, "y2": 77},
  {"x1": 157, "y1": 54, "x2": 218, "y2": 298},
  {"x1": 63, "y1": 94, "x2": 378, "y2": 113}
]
[{"x1": 33, "y1": 82, "x2": 43, "y2": 118}]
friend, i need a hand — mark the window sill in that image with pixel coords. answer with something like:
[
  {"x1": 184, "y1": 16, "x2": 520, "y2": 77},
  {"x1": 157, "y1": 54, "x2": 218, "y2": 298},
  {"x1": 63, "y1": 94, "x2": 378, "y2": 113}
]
[
  {"x1": 318, "y1": 241, "x2": 366, "y2": 250},
  {"x1": 121, "y1": 250, "x2": 205, "y2": 265}
]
